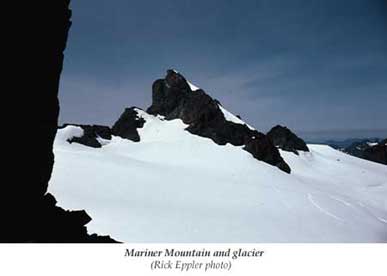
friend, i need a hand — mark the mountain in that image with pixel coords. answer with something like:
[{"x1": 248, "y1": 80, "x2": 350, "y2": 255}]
[
  {"x1": 67, "y1": 69, "x2": 293, "y2": 174},
  {"x1": 325, "y1": 138, "x2": 380, "y2": 150},
  {"x1": 343, "y1": 139, "x2": 387, "y2": 165},
  {"x1": 49, "y1": 70, "x2": 387, "y2": 242}
]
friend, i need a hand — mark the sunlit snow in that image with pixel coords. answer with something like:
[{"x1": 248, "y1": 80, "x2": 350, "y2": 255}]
[{"x1": 50, "y1": 115, "x2": 387, "y2": 242}]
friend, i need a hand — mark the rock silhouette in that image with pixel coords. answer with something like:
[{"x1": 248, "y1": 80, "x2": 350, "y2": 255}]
[{"x1": 3, "y1": 0, "x2": 115, "y2": 242}]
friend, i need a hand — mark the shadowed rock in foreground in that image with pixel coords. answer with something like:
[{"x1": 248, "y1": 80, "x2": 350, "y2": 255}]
[{"x1": 3, "y1": 0, "x2": 115, "y2": 242}]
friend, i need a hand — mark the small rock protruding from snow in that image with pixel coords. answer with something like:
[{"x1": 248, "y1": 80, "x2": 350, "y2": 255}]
[{"x1": 58, "y1": 124, "x2": 112, "y2": 148}]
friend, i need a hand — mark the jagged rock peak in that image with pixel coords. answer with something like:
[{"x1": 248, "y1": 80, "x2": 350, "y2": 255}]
[
  {"x1": 165, "y1": 69, "x2": 194, "y2": 91},
  {"x1": 146, "y1": 70, "x2": 291, "y2": 173},
  {"x1": 112, "y1": 107, "x2": 146, "y2": 142},
  {"x1": 146, "y1": 69, "x2": 211, "y2": 120},
  {"x1": 267, "y1": 125, "x2": 309, "y2": 155}
]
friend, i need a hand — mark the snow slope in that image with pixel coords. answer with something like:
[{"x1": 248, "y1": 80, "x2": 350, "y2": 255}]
[{"x1": 50, "y1": 115, "x2": 387, "y2": 242}]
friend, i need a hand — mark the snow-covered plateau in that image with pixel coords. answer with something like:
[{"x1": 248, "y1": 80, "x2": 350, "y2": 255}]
[{"x1": 49, "y1": 112, "x2": 387, "y2": 242}]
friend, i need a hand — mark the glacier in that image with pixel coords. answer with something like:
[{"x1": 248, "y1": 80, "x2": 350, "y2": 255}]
[{"x1": 49, "y1": 112, "x2": 387, "y2": 242}]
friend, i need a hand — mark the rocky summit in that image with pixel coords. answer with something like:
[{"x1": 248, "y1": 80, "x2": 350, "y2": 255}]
[
  {"x1": 68, "y1": 70, "x2": 296, "y2": 173},
  {"x1": 64, "y1": 70, "x2": 293, "y2": 173},
  {"x1": 146, "y1": 70, "x2": 291, "y2": 173}
]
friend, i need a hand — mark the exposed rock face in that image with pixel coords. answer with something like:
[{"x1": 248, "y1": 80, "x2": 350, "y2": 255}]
[
  {"x1": 112, "y1": 107, "x2": 146, "y2": 142},
  {"x1": 4, "y1": 0, "x2": 115, "y2": 242},
  {"x1": 147, "y1": 70, "x2": 291, "y2": 173},
  {"x1": 62, "y1": 124, "x2": 112, "y2": 148},
  {"x1": 267, "y1": 125, "x2": 309, "y2": 155}
]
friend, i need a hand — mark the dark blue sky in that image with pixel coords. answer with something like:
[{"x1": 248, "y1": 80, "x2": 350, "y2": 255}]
[{"x1": 59, "y1": 0, "x2": 387, "y2": 138}]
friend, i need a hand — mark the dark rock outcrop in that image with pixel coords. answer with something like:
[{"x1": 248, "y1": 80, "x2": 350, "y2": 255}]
[
  {"x1": 62, "y1": 124, "x2": 112, "y2": 148},
  {"x1": 4, "y1": 0, "x2": 115, "y2": 242},
  {"x1": 31, "y1": 193, "x2": 115, "y2": 242},
  {"x1": 244, "y1": 133, "x2": 291, "y2": 173},
  {"x1": 112, "y1": 107, "x2": 146, "y2": 142},
  {"x1": 146, "y1": 70, "x2": 291, "y2": 173},
  {"x1": 267, "y1": 125, "x2": 309, "y2": 155}
]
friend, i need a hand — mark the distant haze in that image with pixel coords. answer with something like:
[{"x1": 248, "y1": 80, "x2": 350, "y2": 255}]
[
  {"x1": 59, "y1": 0, "x2": 387, "y2": 140},
  {"x1": 300, "y1": 129, "x2": 387, "y2": 143}
]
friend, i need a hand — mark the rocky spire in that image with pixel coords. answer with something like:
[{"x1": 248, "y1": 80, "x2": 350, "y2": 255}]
[{"x1": 146, "y1": 70, "x2": 291, "y2": 173}]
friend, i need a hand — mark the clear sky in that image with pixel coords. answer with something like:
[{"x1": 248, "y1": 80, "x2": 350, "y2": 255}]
[{"x1": 59, "y1": 0, "x2": 387, "y2": 139}]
